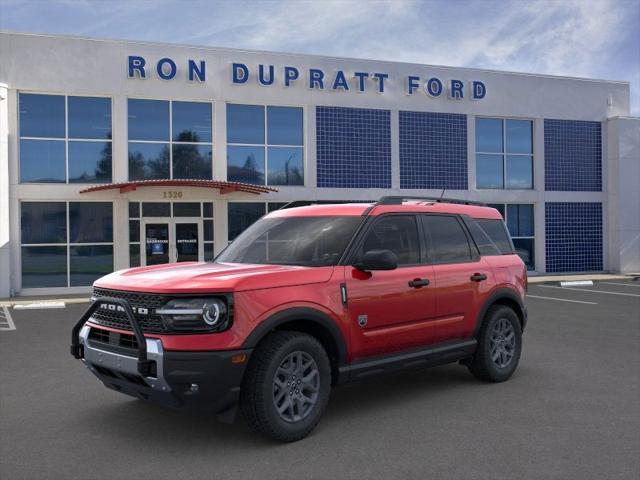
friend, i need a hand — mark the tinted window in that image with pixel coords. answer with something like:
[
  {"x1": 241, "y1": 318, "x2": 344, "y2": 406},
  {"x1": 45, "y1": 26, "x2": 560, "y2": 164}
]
[
  {"x1": 19, "y1": 139, "x2": 66, "y2": 183},
  {"x1": 142, "y1": 202, "x2": 171, "y2": 217},
  {"x1": 506, "y1": 119, "x2": 532, "y2": 154},
  {"x1": 267, "y1": 106, "x2": 303, "y2": 145},
  {"x1": 227, "y1": 203, "x2": 265, "y2": 241},
  {"x1": 21, "y1": 202, "x2": 67, "y2": 244},
  {"x1": 68, "y1": 141, "x2": 112, "y2": 183},
  {"x1": 70, "y1": 245, "x2": 113, "y2": 286},
  {"x1": 464, "y1": 218, "x2": 501, "y2": 256},
  {"x1": 130, "y1": 244, "x2": 141, "y2": 267},
  {"x1": 360, "y1": 215, "x2": 420, "y2": 265},
  {"x1": 204, "y1": 220, "x2": 214, "y2": 241},
  {"x1": 172, "y1": 144, "x2": 212, "y2": 179},
  {"x1": 507, "y1": 204, "x2": 534, "y2": 237},
  {"x1": 129, "y1": 220, "x2": 140, "y2": 242},
  {"x1": 203, "y1": 202, "x2": 213, "y2": 218},
  {"x1": 68, "y1": 96, "x2": 112, "y2": 139},
  {"x1": 129, "y1": 202, "x2": 140, "y2": 218},
  {"x1": 219, "y1": 216, "x2": 361, "y2": 266},
  {"x1": 423, "y1": 215, "x2": 472, "y2": 263},
  {"x1": 476, "y1": 219, "x2": 513, "y2": 254},
  {"x1": 21, "y1": 246, "x2": 67, "y2": 288},
  {"x1": 173, "y1": 203, "x2": 201, "y2": 217},
  {"x1": 227, "y1": 146, "x2": 265, "y2": 184},
  {"x1": 513, "y1": 238, "x2": 535, "y2": 269},
  {"x1": 128, "y1": 99, "x2": 169, "y2": 141},
  {"x1": 19, "y1": 94, "x2": 65, "y2": 138},
  {"x1": 69, "y1": 202, "x2": 113, "y2": 243},
  {"x1": 267, "y1": 147, "x2": 304, "y2": 185},
  {"x1": 227, "y1": 104, "x2": 264, "y2": 144},
  {"x1": 128, "y1": 142, "x2": 170, "y2": 180},
  {"x1": 172, "y1": 101, "x2": 212, "y2": 143},
  {"x1": 475, "y1": 118, "x2": 502, "y2": 153}
]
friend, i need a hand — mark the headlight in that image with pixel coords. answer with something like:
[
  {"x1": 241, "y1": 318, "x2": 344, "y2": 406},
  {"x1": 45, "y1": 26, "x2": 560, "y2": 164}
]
[{"x1": 156, "y1": 297, "x2": 230, "y2": 332}]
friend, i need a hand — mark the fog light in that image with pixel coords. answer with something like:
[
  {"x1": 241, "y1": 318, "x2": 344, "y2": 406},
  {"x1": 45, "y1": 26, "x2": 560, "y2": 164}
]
[{"x1": 189, "y1": 383, "x2": 199, "y2": 394}]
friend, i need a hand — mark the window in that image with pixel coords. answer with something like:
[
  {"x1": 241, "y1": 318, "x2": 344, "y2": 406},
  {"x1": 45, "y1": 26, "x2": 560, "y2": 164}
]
[
  {"x1": 128, "y1": 99, "x2": 213, "y2": 180},
  {"x1": 228, "y1": 203, "x2": 266, "y2": 242},
  {"x1": 423, "y1": 215, "x2": 472, "y2": 263},
  {"x1": 476, "y1": 118, "x2": 533, "y2": 189},
  {"x1": 475, "y1": 219, "x2": 513, "y2": 254},
  {"x1": 360, "y1": 216, "x2": 420, "y2": 266},
  {"x1": 218, "y1": 216, "x2": 361, "y2": 266},
  {"x1": 19, "y1": 93, "x2": 112, "y2": 184},
  {"x1": 227, "y1": 104, "x2": 304, "y2": 186},
  {"x1": 21, "y1": 202, "x2": 113, "y2": 288},
  {"x1": 488, "y1": 203, "x2": 535, "y2": 269}
]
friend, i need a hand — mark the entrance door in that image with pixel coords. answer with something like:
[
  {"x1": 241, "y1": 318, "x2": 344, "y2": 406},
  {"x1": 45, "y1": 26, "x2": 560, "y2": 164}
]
[{"x1": 142, "y1": 218, "x2": 203, "y2": 265}]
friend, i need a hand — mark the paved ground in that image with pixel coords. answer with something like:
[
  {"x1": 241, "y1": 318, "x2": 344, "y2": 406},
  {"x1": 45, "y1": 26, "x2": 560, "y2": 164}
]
[{"x1": 1, "y1": 280, "x2": 639, "y2": 480}]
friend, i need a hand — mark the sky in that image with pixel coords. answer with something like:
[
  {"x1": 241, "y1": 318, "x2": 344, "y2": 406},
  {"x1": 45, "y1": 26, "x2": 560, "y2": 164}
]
[{"x1": 1, "y1": 0, "x2": 639, "y2": 114}]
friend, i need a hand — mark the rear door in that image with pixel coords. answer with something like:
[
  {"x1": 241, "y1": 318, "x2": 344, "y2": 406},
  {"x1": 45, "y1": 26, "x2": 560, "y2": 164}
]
[
  {"x1": 345, "y1": 214, "x2": 436, "y2": 359},
  {"x1": 420, "y1": 214, "x2": 492, "y2": 342}
]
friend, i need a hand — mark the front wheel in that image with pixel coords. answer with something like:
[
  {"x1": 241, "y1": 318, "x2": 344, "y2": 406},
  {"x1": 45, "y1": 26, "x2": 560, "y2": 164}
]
[
  {"x1": 240, "y1": 331, "x2": 331, "y2": 442},
  {"x1": 467, "y1": 305, "x2": 522, "y2": 382}
]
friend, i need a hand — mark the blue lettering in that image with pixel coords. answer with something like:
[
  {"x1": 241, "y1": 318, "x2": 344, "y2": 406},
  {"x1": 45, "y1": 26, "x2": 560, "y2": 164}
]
[
  {"x1": 258, "y1": 64, "x2": 275, "y2": 86},
  {"x1": 156, "y1": 58, "x2": 177, "y2": 80},
  {"x1": 353, "y1": 72, "x2": 368, "y2": 92},
  {"x1": 188, "y1": 60, "x2": 205, "y2": 82},
  {"x1": 473, "y1": 81, "x2": 486, "y2": 99},
  {"x1": 449, "y1": 79, "x2": 464, "y2": 99},
  {"x1": 407, "y1": 75, "x2": 420, "y2": 95},
  {"x1": 284, "y1": 66, "x2": 299, "y2": 87},
  {"x1": 373, "y1": 73, "x2": 388, "y2": 93},
  {"x1": 309, "y1": 69, "x2": 325, "y2": 89},
  {"x1": 425, "y1": 77, "x2": 443, "y2": 97},
  {"x1": 232, "y1": 63, "x2": 249, "y2": 84},
  {"x1": 332, "y1": 70, "x2": 349, "y2": 91},
  {"x1": 128, "y1": 56, "x2": 146, "y2": 79}
]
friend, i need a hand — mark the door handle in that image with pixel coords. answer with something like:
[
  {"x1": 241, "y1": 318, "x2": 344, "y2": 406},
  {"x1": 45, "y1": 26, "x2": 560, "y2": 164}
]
[
  {"x1": 408, "y1": 278, "x2": 430, "y2": 288},
  {"x1": 470, "y1": 273, "x2": 488, "y2": 282}
]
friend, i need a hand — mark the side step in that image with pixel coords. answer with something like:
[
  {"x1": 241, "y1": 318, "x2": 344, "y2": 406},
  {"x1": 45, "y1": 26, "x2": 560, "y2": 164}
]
[{"x1": 338, "y1": 339, "x2": 477, "y2": 383}]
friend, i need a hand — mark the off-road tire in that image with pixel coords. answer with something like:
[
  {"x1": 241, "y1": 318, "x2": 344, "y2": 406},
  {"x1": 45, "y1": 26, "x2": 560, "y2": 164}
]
[
  {"x1": 240, "y1": 331, "x2": 331, "y2": 442},
  {"x1": 468, "y1": 305, "x2": 522, "y2": 382}
]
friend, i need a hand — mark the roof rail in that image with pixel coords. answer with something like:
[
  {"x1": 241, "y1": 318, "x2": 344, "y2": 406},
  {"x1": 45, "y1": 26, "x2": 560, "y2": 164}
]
[
  {"x1": 376, "y1": 196, "x2": 487, "y2": 207},
  {"x1": 278, "y1": 200, "x2": 375, "y2": 210}
]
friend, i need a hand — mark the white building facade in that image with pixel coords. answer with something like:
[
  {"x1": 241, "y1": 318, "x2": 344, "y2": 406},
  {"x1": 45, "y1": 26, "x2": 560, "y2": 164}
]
[{"x1": 0, "y1": 32, "x2": 638, "y2": 297}]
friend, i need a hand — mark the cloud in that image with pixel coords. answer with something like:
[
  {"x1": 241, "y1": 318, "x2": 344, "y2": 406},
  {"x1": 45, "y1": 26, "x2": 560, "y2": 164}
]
[{"x1": 1, "y1": 0, "x2": 638, "y2": 113}]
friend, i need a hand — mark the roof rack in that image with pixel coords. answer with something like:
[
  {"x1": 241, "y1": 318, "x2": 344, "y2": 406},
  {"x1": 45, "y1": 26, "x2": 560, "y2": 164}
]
[
  {"x1": 278, "y1": 200, "x2": 375, "y2": 210},
  {"x1": 376, "y1": 196, "x2": 487, "y2": 207}
]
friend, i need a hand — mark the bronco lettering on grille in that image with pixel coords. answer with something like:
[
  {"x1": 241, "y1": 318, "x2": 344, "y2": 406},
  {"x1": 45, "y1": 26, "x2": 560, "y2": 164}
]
[{"x1": 99, "y1": 303, "x2": 149, "y2": 315}]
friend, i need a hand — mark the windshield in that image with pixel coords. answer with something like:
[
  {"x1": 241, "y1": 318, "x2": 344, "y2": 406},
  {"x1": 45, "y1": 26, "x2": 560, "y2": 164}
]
[{"x1": 216, "y1": 216, "x2": 362, "y2": 266}]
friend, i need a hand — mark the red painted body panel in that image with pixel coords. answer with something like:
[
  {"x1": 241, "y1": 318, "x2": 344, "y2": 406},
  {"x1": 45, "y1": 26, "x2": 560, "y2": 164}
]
[{"x1": 90, "y1": 202, "x2": 525, "y2": 362}]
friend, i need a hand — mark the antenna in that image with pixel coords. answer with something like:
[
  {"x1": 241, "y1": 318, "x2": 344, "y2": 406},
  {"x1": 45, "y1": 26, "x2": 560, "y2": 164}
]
[{"x1": 439, "y1": 188, "x2": 446, "y2": 201}]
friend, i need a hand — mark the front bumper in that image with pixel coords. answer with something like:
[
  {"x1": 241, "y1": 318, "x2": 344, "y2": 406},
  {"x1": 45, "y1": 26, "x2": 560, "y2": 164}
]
[{"x1": 72, "y1": 298, "x2": 251, "y2": 422}]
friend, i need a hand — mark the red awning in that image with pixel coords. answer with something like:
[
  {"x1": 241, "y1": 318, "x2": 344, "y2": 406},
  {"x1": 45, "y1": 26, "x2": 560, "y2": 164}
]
[{"x1": 79, "y1": 179, "x2": 278, "y2": 195}]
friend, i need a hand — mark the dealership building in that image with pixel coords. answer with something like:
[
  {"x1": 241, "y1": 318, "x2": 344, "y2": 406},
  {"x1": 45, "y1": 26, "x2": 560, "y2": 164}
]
[{"x1": 0, "y1": 31, "x2": 638, "y2": 296}]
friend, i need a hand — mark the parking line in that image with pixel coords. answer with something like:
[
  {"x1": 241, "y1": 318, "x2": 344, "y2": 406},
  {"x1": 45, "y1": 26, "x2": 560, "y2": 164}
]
[
  {"x1": 600, "y1": 282, "x2": 640, "y2": 288},
  {"x1": 538, "y1": 285, "x2": 640, "y2": 297},
  {"x1": 0, "y1": 306, "x2": 16, "y2": 331},
  {"x1": 526, "y1": 294, "x2": 598, "y2": 305}
]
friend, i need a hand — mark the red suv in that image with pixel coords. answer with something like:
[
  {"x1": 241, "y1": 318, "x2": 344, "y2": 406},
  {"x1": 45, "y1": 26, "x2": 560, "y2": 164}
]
[{"x1": 71, "y1": 197, "x2": 527, "y2": 441}]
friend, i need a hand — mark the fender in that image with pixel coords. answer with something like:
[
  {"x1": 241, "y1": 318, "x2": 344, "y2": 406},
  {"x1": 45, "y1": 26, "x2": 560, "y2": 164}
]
[
  {"x1": 473, "y1": 287, "x2": 527, "y2": 336},
  {"x1": 242, "y1": 307, "x2": 348, "y2": 366}
]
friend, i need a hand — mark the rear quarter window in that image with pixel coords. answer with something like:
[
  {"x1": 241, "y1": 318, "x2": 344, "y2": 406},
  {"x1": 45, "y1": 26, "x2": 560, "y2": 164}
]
[{"x1": 474, "y1": 218, "x2": 514, "y2": 255}]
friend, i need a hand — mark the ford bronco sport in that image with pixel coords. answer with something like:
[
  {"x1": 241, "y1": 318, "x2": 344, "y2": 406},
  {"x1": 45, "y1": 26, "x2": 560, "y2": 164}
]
[{"x1": 71, "y1": 196, "x2": 527, "y2": 442}]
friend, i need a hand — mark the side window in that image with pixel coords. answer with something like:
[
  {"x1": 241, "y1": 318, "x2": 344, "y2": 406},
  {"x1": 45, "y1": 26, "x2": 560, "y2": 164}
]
[
  {"x1": 476, "y1": 219, "x2": 513, "y2": 254},
  {"x1": 359, "y1": 215, "x2": 420, "y2": 266},
  {"x1": 423, "y1": 215, "x2": 473, "y2": 264}
]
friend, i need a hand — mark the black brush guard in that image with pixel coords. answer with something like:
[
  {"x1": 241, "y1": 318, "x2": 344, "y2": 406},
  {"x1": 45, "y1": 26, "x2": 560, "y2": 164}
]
[{"x1": 70, "y1": 297, "x2": 154, "y2": 377}]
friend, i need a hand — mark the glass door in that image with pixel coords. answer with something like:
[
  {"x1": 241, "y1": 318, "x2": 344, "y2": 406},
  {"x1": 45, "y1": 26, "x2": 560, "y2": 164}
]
[
  {"x1": 175, "y1": 219, "x2": 203, "y2": 263},
  {"x1": 143, "y1": 221, "x2": 171, "y2": 266}
]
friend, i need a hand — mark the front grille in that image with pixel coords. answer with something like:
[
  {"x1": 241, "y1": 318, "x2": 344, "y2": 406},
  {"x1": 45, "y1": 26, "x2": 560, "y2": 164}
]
[
  {"x1": 88, "y1": 327, "x2": 139, "y2": 350},
  {"x1": 90, "y1": 287, "x2": 169, "y2": 333}
]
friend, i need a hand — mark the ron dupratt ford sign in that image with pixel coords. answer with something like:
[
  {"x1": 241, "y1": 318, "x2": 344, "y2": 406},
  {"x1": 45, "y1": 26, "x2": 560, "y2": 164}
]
[{"x1": 127, "y1": 56, "x2": 487, "y2": 100}]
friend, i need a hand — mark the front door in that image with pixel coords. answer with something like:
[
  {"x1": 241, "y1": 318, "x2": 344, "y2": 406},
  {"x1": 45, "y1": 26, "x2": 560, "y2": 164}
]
[
  {"x1": 345, "y1": 214, "x2": 436, "y2": 359},
  {"x1": 142, "y1": 218, "x2": 203, "y2": 265}
]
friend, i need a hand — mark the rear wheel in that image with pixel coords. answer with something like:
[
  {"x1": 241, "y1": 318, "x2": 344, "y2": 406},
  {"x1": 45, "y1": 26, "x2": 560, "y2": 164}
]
[
  {"x1": 240, "y1": 331, "x2": 331, "y2": 442},
  {"x1": 468, "y1": 305, "x2": 522, "y2": 382}
]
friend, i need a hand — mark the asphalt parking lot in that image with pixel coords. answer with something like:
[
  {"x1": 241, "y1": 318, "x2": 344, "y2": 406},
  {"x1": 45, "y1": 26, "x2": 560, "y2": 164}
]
[{"x1": 1, "y1": 280, "x2": 639, "y2": 480}]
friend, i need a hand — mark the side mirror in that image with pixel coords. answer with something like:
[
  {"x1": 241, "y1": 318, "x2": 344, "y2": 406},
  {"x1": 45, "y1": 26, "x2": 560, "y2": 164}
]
[{"x1": 354, "y1": 249, "x2": 398, "y2": 271}]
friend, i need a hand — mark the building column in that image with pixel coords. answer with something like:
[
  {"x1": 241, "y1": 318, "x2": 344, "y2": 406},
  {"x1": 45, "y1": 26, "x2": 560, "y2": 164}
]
[
  {"x1": 0, "y1": 84, "x2": 9, "y2": 297},
  {"x1": 533, "y1": 118, "x2": 546, "y2": 273}
]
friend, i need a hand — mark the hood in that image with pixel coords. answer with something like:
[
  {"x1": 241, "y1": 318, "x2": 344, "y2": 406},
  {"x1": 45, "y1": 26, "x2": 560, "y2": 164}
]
[{"x1": 94, "y1": 262, "x2": 335, "y2": 294}]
